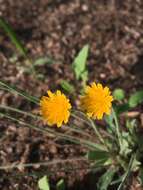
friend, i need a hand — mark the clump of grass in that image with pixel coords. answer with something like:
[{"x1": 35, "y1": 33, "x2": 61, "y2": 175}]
[
  {"x1": 0, "y1": 78, "x2": 143, "y2": 189},
  {"x1": 0, "y1": 44, "x2": 143, "y2": 189}
]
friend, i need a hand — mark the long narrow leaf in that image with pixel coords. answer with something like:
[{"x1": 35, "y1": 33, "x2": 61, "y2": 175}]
[
  {"x1": 0, "y1": 105, "x2": 40, "y2": 119},
  {"x1": 117, "y1": 154, "x2": 135, "y2": 190},
  {"x1": 0, "y1": 80, "x2": 39, "y2": 104},
  {"x1": 0, "y1": 17, "x2": 27, "y2": 57},
  {"x1": 97, "y1": 168, "x2": 116, "y2": 190}
]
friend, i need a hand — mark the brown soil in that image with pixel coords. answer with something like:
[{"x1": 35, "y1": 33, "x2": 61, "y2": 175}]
[{"x1": 0, "y1": 0, "x2": 143, "y2": 189}]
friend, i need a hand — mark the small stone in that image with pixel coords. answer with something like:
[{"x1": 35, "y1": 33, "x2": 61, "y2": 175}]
[
  {"x1": 82, "y1": 4, "x2": 88, "y2": 11},
  {"x1": 100, "y1": 73, "x2": 106, "y2": 79},
  {"x1": 49, "y1": 144, "x2": 57, "y2": 154}
]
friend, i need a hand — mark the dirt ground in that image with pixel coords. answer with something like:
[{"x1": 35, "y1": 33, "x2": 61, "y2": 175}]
[{"x1": 0, "y1": 0, "x2": 143, "y2": 189}]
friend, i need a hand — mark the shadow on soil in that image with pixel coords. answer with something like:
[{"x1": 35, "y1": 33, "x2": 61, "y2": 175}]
[{"x1": 68, "y1": 171, "x2": 118, "y2": 190}]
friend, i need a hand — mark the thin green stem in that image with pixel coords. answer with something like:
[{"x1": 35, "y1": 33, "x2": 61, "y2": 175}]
[
  {"x1": 62, "y1": 124, "x2": 92, "y2": 138},
  {"x1": 88, "y1": 118, "x2": 108, "y2": 150},
  {"x1": 71, "y1": 110, "x2": 90, "y2": 126},
  {"x1": 73, "y1": 110, "x2": 110, "y2": 151},
  {"x1": 112, "y1": 108, "x2": 122, "y2": 148}
]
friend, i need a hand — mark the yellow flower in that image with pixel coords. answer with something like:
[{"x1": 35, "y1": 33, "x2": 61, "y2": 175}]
[
  {"x1": 40, "y1": 90, "x2": 71, "y2": 127},
  {"x1": 80, "y1": 82, "x2": 113, "y2": 119}
]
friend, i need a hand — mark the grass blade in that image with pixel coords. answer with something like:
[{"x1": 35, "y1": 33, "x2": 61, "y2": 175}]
[
  {"x1": 0, "y1": 112, "x2": 106, "y2": 151},
  {"x1": 0, "y1": 80, "x2": 39, "y2": 104},
  {"x1": 0, "y1": 17, "x2": 27, "y2": 57},
  {"x1": 0, "y1": 105, "x2": 40, "y2": 119}
]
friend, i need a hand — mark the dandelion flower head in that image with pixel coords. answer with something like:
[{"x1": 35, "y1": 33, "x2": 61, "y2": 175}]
[
  {"x1": 80, "y1": 82, "x2": 113, "y2": 119},
  {"x1": 40, "y1": 90, "x2": 71, "y2": 127}
]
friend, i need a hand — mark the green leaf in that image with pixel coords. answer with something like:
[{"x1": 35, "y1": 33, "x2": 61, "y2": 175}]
[
  {"x1": 97, "y1": 168, "x2": 116, "y2": 190},
  {"x1": 56, "y1": 179, "x2": 65, "y2": 190},
  {"x1": 131, "y1": 158, "x2": 141, "y2": 172},
  {"x1": 0, "y1": 17, "x2": 27, "y2": 57},
  {"x1": 115, "y1": 103, "x2": 130, "y2": 115},
  {"x1": 128, "y1": 90, "x2": 143, "y2": 108},
  {"x1": 38, "y1": 176, "x2": 50, "y2": 190},
  {"x1": 117, "y1": 154, "x2": 136, "y2": 190},
  {"x1": 113, "y1": 89, "x2": 125, "y2": 101},
  {"x1": 72, "y1": 45, "x2": 89, "y2": 80},
  {"x1": 34, "y1": 57, "x2": 53, "y2": 66},
  {"x1": 87, "y1": 150, "x2": 109, "y2": 161},
  {"x1": 92, "y1": 158, "x2": 112, "y2": 168},
  {"x1": 60, "y1": 80, "x2": 75, "y2": 93},
  {"x1": 87, "y1": 150, "x2": 112, "y2": 168},
  {"x1": 126, "y1": 119, "x2": 136, "y2": 136},
  {"x1": 119, "y1": 137, "x2": 132, "y2": 157},
  {"x1": 81, "y1": 70, "x2": 88, "y2": 84}
]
